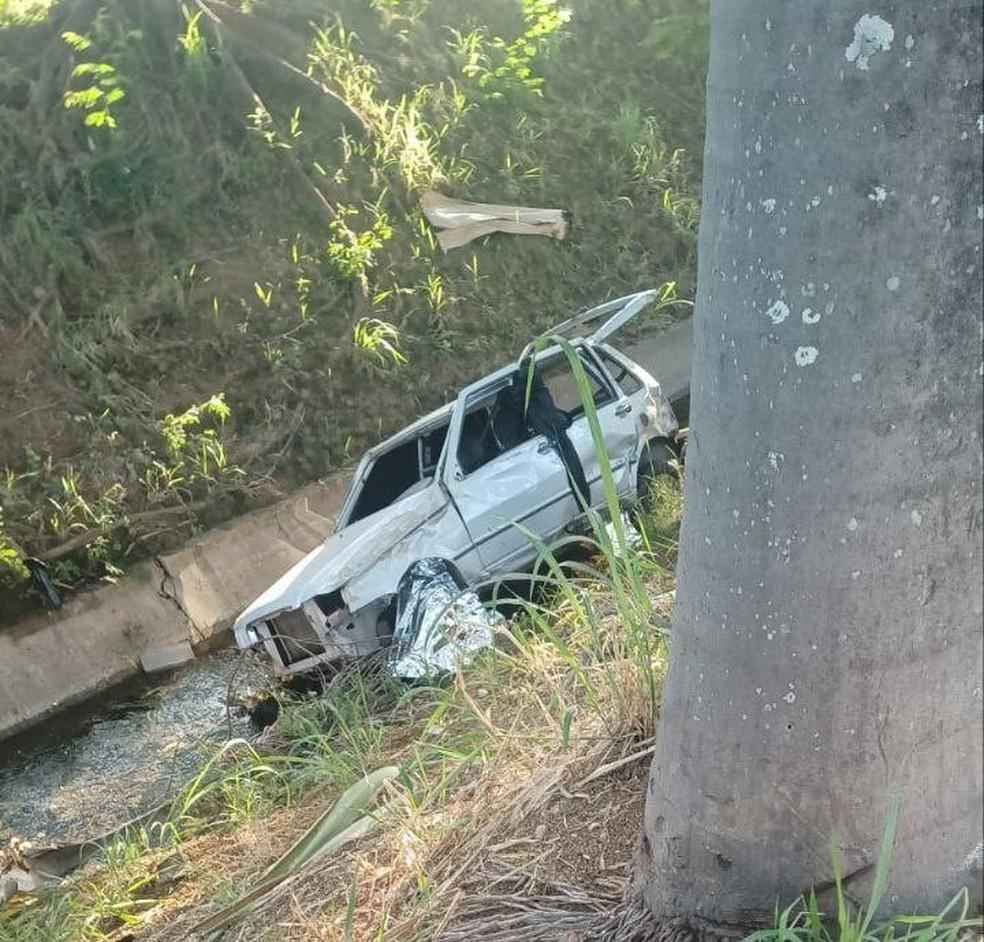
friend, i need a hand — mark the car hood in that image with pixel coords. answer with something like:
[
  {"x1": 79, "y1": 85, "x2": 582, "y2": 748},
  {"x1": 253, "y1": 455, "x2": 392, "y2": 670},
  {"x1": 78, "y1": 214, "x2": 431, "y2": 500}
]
[{"x1": 233, "y1": 485, "x2": 447, "y2": 645}]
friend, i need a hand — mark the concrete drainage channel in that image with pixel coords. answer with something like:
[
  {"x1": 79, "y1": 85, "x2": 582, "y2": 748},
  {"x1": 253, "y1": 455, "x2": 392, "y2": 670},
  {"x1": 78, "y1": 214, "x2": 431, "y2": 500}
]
[
  {"x1": 0, "y1": 478, "x2": 350, "y2": 898},
  {"x1": 0, "y1": 475, "x2": 351, "y2": 745},
  {"x1": 0, "y1": 650, "x2": 272, "y2": 848}
]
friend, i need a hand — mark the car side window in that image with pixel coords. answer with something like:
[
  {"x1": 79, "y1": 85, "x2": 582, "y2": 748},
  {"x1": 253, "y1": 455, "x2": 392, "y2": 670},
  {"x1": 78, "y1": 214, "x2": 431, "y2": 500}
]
[
  {"x1": 456, "y1": 350, "x2": 614, "y2": 477},
  {"x1": 595, "y1": 349, "x2": 644, "y2": 396},
  {"x1": 537, "y1": 351, "x2": 614, "y2": 417},
  {"x1": 456, "y1": 388, "x2": 534, "y2": 476}
]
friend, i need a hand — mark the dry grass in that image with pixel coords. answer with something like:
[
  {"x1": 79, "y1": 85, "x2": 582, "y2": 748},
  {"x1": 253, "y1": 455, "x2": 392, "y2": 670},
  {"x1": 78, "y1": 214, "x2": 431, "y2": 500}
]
[
  {"x1": 137, "y1": 620, "x2": 669, "y2": 940},
  {"x1": 4, "y1": 481, "x2": 682, "y2": 942}
]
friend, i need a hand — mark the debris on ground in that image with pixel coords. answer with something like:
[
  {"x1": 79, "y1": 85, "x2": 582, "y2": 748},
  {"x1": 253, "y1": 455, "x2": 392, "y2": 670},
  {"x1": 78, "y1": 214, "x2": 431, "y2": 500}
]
[
  {"x1": 604, "y1": 513, "x2": 644, "y2": 557},
  {"x1": 421, "y1": 190, "x2": 570, "y2": 251}
]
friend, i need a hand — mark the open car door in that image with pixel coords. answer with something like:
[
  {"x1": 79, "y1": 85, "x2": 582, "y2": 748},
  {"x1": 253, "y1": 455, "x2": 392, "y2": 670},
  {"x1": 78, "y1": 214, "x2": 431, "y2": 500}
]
[{"x1": 542, "y1": 289, "x2": 659, "y2": 346}]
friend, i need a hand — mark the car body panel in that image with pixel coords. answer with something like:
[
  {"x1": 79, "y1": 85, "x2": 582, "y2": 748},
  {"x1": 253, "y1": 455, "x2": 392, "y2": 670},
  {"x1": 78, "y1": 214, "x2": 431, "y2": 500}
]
[
  {"x1": 446, "y1": 431, "x2": 571, "y2": 577},
  {"x1": 544, "y1": 289, "x2": 658, "y2": 344},
  {"x1": 232, "y1": 482, "x2": 453, "y2": 646}
]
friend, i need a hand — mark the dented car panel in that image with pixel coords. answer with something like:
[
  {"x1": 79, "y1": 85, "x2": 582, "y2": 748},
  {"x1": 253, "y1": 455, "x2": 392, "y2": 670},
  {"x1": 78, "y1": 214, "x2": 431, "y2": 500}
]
[
  {"x1": 233, "y1": 291, "x2": 682, "y2": 675},
  {"x1": 233, "y1": 484, "x2": 457, "y2": 639}
]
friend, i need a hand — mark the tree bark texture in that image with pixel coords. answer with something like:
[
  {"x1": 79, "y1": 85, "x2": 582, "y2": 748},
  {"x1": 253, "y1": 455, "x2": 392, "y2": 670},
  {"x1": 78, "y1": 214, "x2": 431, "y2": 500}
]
[{"x1": 639, "y1": 0, "x2": 983, "y2": 921}]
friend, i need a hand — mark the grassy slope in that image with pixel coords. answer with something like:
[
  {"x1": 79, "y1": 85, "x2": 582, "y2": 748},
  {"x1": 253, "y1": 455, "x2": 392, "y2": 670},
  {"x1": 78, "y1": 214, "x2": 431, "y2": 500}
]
[{"x1": 0, "y1": 0, "x2": 707, "y2": 602}]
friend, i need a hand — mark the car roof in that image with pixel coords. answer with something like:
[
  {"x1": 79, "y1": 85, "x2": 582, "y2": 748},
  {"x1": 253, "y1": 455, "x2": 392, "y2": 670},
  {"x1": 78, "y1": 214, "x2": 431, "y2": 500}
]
[
  {"x1": 364, "y1": 289, "x2": 660, "y2": 457},
  {"x1": 366, "y1": 343, "x2": 583, "y2": 461}
]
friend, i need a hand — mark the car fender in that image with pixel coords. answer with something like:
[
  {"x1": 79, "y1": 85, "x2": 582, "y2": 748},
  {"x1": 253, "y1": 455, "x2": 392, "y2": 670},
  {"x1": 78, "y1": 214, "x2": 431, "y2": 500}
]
[{"x1": 342, "y1": 500, "x2": 469, "y2": 612}]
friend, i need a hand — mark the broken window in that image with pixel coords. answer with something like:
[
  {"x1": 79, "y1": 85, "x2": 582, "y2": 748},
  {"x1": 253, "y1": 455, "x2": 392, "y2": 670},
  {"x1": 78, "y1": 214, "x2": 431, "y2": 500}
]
[
  {"x1": 456, "y1": 379, "x2": 533, "y2": 476},
  {"x1": 536, "y1": 351, "x2": 614, "y2": 417},
  {"x1": 595, "y1": 348, "x2": 644, "y2": 396},
  {"x1": 455, "y1": 350, "x2": 612, "y2": 478},
  {"x1": 349, "y1": 424, "x2": 450, "y2": 524}
]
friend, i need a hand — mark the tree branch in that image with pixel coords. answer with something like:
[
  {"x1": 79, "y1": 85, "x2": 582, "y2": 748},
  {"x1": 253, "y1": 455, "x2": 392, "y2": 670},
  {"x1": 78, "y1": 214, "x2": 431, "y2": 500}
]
[
  {"x1": 191, "y1": 1, "x2": 339, "y2": 227},
  {"x1": 35, "y1": 500, "x2": 212, "y2": 563}
]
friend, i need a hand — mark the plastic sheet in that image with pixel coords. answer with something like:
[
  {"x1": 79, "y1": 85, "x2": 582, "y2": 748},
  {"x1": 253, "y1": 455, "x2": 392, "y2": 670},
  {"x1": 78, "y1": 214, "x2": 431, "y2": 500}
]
[
  {"x1": 420, "y1": 191, "x2": 569, "y2": 251},
  {"x1": 604, "y1": 512, "x2": 644, "y2": 558},
  {"x1": 387, "y1": 558, "x2": 501, "y2": 679}
]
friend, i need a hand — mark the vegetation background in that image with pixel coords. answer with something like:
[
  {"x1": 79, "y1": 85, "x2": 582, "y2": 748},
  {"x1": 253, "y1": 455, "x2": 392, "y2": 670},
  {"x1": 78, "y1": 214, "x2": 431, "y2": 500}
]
[{"x1": 0, "y1": 0, "x2": 707, "y2": 610}]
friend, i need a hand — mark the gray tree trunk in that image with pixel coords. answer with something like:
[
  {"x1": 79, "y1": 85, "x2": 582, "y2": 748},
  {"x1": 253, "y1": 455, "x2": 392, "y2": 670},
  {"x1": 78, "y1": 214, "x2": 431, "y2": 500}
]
[{"x1": 639, "y1": 0, "x2": 983, "y2": 922}]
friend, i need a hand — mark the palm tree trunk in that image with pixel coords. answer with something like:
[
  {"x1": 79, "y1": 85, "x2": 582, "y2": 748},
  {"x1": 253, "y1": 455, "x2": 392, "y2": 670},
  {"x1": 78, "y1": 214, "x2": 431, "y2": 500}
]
[{"x1": 639, "y1": 0, "x2": 983, "y2": 921}]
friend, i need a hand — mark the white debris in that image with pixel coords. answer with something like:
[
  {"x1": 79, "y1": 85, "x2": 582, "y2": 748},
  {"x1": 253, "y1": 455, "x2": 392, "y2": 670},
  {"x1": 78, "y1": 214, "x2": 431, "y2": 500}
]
[{"x1": 845, "y1": 15, "x2": 895, "y2": 71}]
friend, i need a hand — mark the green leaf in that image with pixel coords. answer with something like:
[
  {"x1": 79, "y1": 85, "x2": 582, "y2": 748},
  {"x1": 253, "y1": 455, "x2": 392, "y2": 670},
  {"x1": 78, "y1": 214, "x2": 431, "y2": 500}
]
[
  {"x1": 860, "y1": 792, "x2": 901, "y2": 935},
  {"x1": 72, "y1": 61, "x2": 115, "y2": 78},
  {"x1": 62, "y1": 30, "x2": 92, "y2": 51},
  {"x1": 84, "y1": 111, "x2": 116, "y2": 129},
  {"x1": 266, "y1": 765, "x2": 398, "y2": 881},
  {"x1": 191, "y1": 767, "x2": 398, "y2": 935},
  {"x1": 64, "y1": 87, "x2": 104, "y2": 110}
]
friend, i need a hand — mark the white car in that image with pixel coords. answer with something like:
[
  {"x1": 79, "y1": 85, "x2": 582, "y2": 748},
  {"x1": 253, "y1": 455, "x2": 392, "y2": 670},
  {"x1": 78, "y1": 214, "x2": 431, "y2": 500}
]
[{"x1": 233, "y1": 290, "x2": 682, "y2": 675}]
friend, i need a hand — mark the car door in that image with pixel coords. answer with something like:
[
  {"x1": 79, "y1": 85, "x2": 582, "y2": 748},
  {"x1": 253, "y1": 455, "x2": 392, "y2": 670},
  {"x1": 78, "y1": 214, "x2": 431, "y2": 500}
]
[
  {"x1": 541, "y1": 289, "x2": 658, "y2": 344},
  {"x1": 535, "y1": 346, "x2": 638, "y2": 507},
  {"x1": 442, "y1": 373, "x2": 572, "y2": 578}
]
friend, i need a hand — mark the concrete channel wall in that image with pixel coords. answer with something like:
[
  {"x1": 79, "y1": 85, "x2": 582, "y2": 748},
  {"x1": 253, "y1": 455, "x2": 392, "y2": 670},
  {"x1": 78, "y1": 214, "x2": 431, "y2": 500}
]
[{"x1": 0, "y1": 477, "x2": 349, "y2": 742}]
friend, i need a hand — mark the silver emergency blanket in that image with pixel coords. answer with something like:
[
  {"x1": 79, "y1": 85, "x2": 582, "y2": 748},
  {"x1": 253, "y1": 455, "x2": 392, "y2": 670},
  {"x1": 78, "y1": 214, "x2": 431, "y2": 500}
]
[{"x1": 387, "y1": 558, "x2": 500, "y2": 679}]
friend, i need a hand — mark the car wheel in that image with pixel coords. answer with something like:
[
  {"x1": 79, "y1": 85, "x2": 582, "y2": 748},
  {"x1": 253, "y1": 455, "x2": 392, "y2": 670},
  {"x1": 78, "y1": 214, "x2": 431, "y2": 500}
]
[{"x1": 637, "y1": 439, "x2": 678, "y2": 498}]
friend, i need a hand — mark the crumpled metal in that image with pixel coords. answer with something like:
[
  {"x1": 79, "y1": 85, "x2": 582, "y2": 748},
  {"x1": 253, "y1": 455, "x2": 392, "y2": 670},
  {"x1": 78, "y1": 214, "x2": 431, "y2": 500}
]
[{"x1": 387, "y1": 558, "x2": 501, "y2": 679}]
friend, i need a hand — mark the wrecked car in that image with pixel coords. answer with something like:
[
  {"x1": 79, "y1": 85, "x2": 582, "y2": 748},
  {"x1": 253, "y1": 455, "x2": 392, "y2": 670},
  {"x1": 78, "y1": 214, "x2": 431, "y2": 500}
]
[{"x1": 233, "y1": 290, "x2": 682, "y2": 676}]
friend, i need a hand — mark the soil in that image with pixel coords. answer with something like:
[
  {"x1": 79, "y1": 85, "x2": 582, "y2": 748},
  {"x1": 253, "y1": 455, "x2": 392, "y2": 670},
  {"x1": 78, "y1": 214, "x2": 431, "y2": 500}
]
[
  {"x1": 527, "y1": 760, "x2": 647, "y2": 886},
  {"x1": 0, "y1": 325, "x2": 85, "y2": 469}
]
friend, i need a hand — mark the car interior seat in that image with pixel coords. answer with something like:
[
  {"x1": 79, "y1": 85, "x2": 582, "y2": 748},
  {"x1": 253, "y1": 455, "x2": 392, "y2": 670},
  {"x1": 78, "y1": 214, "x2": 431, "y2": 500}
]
[{"x1": 458, "y1": 408, "x2": 493, "y2": 474}]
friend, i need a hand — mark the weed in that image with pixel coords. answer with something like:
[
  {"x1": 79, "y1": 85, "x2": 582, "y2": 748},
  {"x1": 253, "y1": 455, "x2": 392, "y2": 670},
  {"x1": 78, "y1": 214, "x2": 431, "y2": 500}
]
[
  {"x1": 353, "y1": 317, "x2": 407, "y2": 370},
  {"x1": 747, "y1": 800, "x2": 982, "y2": 942},
  {"x1": 62, "y1": 31, "x2": 126, "y2": 130},
  {"x1": 451, "y1": 0, "x2": 572, "y2": 101},
  {"x1": 177, "y1": 4, "x2": 207, "y2": 63},
  {"x1": 327, "y1": 205, "x2": 394, "y2": 283}
]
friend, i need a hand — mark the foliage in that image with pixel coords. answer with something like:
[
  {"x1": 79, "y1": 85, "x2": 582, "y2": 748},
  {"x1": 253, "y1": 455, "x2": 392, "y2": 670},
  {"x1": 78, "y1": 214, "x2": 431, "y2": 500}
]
[
  {"x1": 0, "y1": 506, "x2": 29, "y2": 587},
  {"x1": 450, "y1": 0, "x2": 571, "y2": 100},
  {"x1": 176, "y1": 3, "x2": 206, "y2": 62},
  {"x1": 353, "y1": 316, "x2": 408, "y2": 369},
  {"x1": 0, "y1": 0, "x2": 707, "y2": 606},
  {"x1": 191, "y1": 766, "x2": 400, "y2": 935},
  {"x1": 62, "y1": 30, "x2": 126, "y2": 129},
  {"x1": 0, "y1": 0, "x2": 53, "y2": 25},
  {"x1": 159, "y1": 393, "x2": 234, "y2": 484},
  {"x1": 326, "y1": 205, "x2": 394, "y2": 283},
  {"x1": 0, "y1": 393, "x2": 242, "y2": 592}
]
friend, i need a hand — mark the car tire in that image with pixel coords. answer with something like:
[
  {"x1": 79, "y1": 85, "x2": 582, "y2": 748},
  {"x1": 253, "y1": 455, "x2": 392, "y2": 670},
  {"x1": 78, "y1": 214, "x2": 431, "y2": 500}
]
[{"x1": 637, "y1": 439, "x2": 678, "y2": 498}]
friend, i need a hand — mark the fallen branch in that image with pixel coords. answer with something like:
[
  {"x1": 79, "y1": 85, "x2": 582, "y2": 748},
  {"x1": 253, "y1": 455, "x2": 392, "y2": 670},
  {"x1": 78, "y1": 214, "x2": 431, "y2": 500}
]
[
  {"x1": 36, "y1": 499, "x2": 212, "y2": 563},
  {"x1": 575, "y1": 740, "x2": 658, "y2": 790},
  {"x1": 17, "y1": 288, "x2": 50, "y2": 340},
  {"x1": 195, "y1": 0, "x2": 372, "y2": 137},
  {"x1": 191, "y1": 1, "x2": 338, "y2": 227}
]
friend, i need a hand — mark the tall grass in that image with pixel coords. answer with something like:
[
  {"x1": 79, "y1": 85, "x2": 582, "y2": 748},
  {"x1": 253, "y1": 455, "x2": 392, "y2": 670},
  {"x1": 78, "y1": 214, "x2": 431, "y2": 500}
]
[{"x1": 747, "y1": 800, "x2": 981, "y2": 942}]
